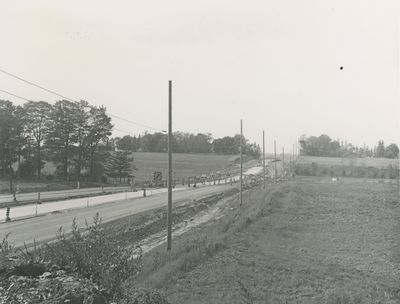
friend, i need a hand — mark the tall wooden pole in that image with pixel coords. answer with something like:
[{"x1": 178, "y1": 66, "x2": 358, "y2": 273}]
[
  {"x1": 240, "y1": 120, "x2": 243, "y2": 206},
  {"x1": 263, "y1": 130, "x2": 265, "y2": 189},
  {"x1": 274, "y1": 140, "x2": 277, "y2": 180},
  {"x1": 293, "y1": 143, "x2": 295, "y2": 162},
  {"x1": 167, "y1": 80, "x2": 172, "y2": 251},
  {"x1": 282, "y1": 147, "x2": 285, "y2": 174}
]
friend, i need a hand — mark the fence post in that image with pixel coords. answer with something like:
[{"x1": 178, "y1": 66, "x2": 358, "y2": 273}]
[{"x1": 5, "y1": 206, "x2": 10, "y2": 222}]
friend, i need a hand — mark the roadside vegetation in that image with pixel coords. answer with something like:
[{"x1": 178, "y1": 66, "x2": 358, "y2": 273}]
[
  {"x1": 1, "y1": 177, "x2": 399, "y2": 303},
  {"x1": 135, "y1": 186, "x2": 278, "y2": 289}
]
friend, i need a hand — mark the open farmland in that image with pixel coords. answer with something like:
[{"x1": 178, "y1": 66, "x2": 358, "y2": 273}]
[
  {"x1": 129, "y1": 152, "x2": 237, "y2": 181},
  {"x1": 297, "y1": 155, "x2": 399, "y2": 169},
  {"x1": 41, "y1": 152, "x2": 236, "y2": 181},
  {"x1": 137, "y1": 178, "x2": 400, "y2": 303},
  {"x1": 3, "y1": 153, "x2": 239, "y2": 193}
]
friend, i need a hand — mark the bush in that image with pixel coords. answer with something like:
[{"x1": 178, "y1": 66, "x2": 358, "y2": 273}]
[{"x1": 43, "y1": 213, "x2": 142, "y2": 299}]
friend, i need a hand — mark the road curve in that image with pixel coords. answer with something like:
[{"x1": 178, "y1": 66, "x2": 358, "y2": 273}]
[{"x1": 0, "y1": 184, "x2": 237, "y2": 248}]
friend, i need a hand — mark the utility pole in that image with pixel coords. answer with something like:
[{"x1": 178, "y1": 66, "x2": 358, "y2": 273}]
[
  {"x1": 292, "y1": 143, "x2": 295, "y2": 177},
  {"x1": 293, "y1": 143, "x2": 295, "y2": 163},
  {"x1": 274, "y1": 140, "x2": 277, "y2": 180},
  {"x1": 167, "y1": 80, "x2": 172, "y2": 251},
  {"x1": 282, "y1": 147, "x2": 285, "y2": 176},
  {"x1": 240, "y1": 119, "x2": 243, "y2": 206},
  {"x1": 263, "y1": 130, "x2": 266, "y2": 189}
]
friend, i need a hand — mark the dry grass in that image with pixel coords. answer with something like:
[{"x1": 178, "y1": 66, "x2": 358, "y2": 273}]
[
  {"x1": 142, "y1": 179, "x2": 400, "y2": 303},
  {"x1": 134, "y1": 185, "x2": 283, "y2": 290}
]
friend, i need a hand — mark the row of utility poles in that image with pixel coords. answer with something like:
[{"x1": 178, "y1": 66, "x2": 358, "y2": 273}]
[{"x1": 166, "y1": 81, "x2": 299, "y2": 251}]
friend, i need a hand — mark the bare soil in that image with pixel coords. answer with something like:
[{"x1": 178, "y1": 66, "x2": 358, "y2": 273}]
[{"x1": 159, "y1": 178, "x2": 400, "y2": 303}]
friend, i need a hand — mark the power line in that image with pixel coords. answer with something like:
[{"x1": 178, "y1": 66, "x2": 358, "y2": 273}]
[
  {"x1": 0, "y1": 89, "x2": 31, "y2": 102},
  {"x1": 114, "y1": 128, "x2": 136, "y2": 135},
  {"x1": 0, "y1": 68, "x2": 73, "y2": 102},
  {"x1": 108, "y1": 113, "x2": 164, "y2": 132},
  {"x1": 0, "y1": 67, "x2": 165, "y2": 132},
  {"x1": 0, "y1": 88, "x2": 138, "y2": 136}
]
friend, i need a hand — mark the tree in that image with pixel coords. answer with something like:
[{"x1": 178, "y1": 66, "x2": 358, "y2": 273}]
[
  {"x1": 70, "y1": 101, "x2": 91, "y2": 181},
  {"x1": 376, "y1": 140, "x2": 385, "y2": 158},
  {"x1": 116, "y1": 135, "x2": 136, "y2": 151},
  {"x1": 23, "y1": 101, "x2": 51, "y2": 179},
  {"x1": 0, "y1": 100, "x2": 24, "y2": 192},
  {"x1": 104, "y1": 150, "x2": 134, "y2": 183},
  {"x1": 212, "y1": 136, "x2": 237, "y2": 154},
  {"x1": 46, "y1": 100, "x2": 81, "y2": 180},
  {"x1": 384, "y1": 143, "x2": 399, "y2": 159},
  {"x1": 86, "y1": 105, "x2": 113, "y2": 180}
]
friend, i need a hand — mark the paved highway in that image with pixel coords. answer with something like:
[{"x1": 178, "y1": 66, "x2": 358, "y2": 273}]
[
  {"x1": 0, "y1": 187, "x2": 187, "y2": 220},
  {"x1": 0, "y1": 186, "x2": 132, "y2": 205},
  {"x1": 0, "y1": 184, "x2": 236, "y2": 248}
]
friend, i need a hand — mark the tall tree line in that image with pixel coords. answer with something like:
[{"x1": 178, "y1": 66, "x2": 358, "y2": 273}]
[
  {"x1": 0, "y1": 99, "x2": 113, "y2": 181},
  {"x1": 112, "y1": 132, "x2": 261, "y2": 158},
  {"x1": 299, "y1": 134, "x2": 399, "y2": 159}
]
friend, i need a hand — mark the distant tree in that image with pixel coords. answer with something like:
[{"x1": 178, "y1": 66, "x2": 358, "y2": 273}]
[
  {"x1": 188, "y1": 133, "x2": 212, "y2": 153},
  {"x1": 384, "y1": 143, "x2": 399, "y2": 159},
  {"x1": 212, "y1": 136, "x2": 237, "y2": 154},
  {"x1": 104, "y1": 150, "x2": 134, "y2": 183},
  {"x1": 375, "y1": 140, "x2": 385, "y2": 158},
  {"x1": 140, "y1": 132, "x2": 167, "y2": 152},
  {"x1": 116, "y1": 135, "x2": 136, "y2": 151},
  {"x1": 329, "y1": 140, "x2": 341, "y2": 157}
]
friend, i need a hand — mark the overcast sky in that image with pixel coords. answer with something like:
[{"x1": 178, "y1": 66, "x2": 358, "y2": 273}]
[{"x1": 0, "y1": 0, "x2": 399, "y2": 152}]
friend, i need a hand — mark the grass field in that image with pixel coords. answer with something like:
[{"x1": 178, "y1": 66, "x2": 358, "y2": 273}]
[
  {"x1": 41, "y1": 152, "x2": 237, "y2": 181},
  {"x1": 15, "y1": 152, "x2": 238, "y2": 192},
  {"x1": 297, "y1": 155, "x2": 399, "y2": 169},
  {"x1": 125, "y1": 152, "x2": 236, "y2": 181}
]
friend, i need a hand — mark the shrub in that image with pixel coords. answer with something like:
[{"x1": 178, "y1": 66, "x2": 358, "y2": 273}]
[
  {"x1": 43, "y1": 213, "x2": 142, "y2": 299},
  {"x1": 0, "y1": 233, "x2": 13, "y2": 256}
]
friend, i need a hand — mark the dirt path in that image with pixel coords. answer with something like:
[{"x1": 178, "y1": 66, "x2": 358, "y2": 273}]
[{"x1": 163, "y1": 179, "x2": 400, "y2": 303}]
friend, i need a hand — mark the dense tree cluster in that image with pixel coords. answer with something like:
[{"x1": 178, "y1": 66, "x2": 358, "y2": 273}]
[
  {"x1": 299, "y1": 134, "x2": 399, "y2": 159},
  {"x1": 112, "y1": 132, "x2": 261, "y2": 158},
  {"x1": 1, "y1": 99, "x2": 261, "y2": 185},
  {"x1": 0, "y1": 99, "x2": 113, "y2": 182}
]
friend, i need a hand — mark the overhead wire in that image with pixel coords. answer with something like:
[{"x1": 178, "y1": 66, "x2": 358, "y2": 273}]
[
  {"x1": 0, "y1": 87, "x2": 135, "y2": 135},
  {"x1": 0, "y1": 67, "x2": 165, "y2": 132},
  {"x1": 0, "y1": 89, "x2": 31, "y2": 102}
]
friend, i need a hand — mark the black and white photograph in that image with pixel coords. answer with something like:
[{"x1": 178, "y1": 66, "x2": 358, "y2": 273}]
[{"x1": 0, "y1": 1, "x2": 399, "y2": 303}]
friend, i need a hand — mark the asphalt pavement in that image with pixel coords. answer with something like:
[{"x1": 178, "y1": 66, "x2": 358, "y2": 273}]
[{"x1": 0, "y1": 183, "x2": 236, "y2": 248}]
